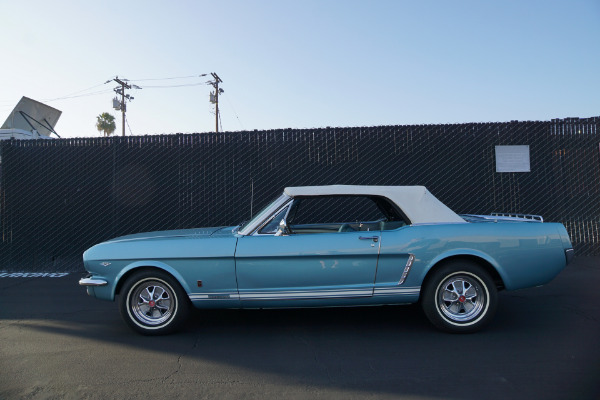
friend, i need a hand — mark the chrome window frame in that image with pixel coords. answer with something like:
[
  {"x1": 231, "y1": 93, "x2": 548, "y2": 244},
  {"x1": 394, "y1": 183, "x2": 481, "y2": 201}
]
[
  {"x1": 253, "y1": 200, "x2": 294, "y2": 236},
  {"x1": 238, "y1": 193, "x2": 292, "y2": 236}
]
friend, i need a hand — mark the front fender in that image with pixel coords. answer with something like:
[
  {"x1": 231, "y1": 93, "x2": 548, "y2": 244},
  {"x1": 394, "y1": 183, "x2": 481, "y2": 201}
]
[
  {"x1": 112, "y1": 260, "x2": 192, "y2": 299},
  {"x1": 87, "y1": 261, "x2": 191, "y2": 301}
]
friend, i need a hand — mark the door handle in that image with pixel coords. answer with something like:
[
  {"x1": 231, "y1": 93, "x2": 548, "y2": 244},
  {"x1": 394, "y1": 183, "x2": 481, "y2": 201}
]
[{"x1": 359, "y1": 236, "x2": 379, "y2": 242}]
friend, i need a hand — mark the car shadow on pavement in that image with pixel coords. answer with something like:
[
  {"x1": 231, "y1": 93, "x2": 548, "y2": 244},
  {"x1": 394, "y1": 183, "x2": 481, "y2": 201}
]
[{"x1": 1, "y1": 258, "x2": 599, "y2": 400}]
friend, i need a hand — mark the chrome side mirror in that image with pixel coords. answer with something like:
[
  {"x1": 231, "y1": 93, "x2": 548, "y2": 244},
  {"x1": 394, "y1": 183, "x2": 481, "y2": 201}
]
[{"x1": 274, "y1": 218, "x2": 289, "y2": 236}]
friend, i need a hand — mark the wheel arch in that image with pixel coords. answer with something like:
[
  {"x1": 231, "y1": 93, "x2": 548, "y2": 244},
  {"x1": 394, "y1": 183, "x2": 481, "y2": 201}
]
[
  {"x1": 114, "y1": 261, "x2": 192, "y2": 298},
  {"x1": 421, "y1": 254, "x2": 505, "y2": 295}
]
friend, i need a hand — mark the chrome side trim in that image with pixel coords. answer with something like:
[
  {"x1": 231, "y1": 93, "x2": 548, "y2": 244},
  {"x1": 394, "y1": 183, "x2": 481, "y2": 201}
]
[
  {"x1": 240, "y1": 288, "x2": 373, "y2": 300},
  {"x1": 373, "y1": 287, "x2": 420, "y2": 296},
  {"x1": 398, "y1": 254, "x2": 415, "y2": 285},
  {"x1": 189, "y1": 287, "x2": 421, "y2": 301},
  {"x1": 189, "y1": 292, "x2": 240, "y2": 300},
  {"x1": 79, "y1": 277, "x2": 108, "y2": 286}
]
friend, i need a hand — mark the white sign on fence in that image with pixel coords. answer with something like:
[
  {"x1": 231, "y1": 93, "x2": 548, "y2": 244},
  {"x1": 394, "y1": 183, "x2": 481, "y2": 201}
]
[{"x1": 495, "y1": 145, "x2": 530, "y2": 173}]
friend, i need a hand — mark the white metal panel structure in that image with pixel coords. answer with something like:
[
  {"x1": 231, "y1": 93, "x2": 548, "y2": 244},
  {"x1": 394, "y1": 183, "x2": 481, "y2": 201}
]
[{"x1": 1, "y1": 97, "x2": 61, "y2": 138}]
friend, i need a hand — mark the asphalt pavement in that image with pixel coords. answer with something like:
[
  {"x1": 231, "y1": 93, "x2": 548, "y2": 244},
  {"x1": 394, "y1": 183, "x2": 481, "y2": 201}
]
[{"x1": 1, "y1": 257, "x2": 599, "y2": 400}]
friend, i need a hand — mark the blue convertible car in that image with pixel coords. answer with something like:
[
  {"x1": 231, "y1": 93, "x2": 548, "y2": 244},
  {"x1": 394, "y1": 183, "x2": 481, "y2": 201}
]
[{"x1": 80, "y1": 185, "x2": 573, "y2": 335}]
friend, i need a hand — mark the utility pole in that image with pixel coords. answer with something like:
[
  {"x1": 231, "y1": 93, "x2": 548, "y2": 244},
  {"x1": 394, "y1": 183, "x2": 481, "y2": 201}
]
[
  {"x1": 209, "y1": 73, "x2": 223, "y2": 133},
  {"x1": 112, "y1": 77, "x2": 140, "y2": 136},
  {"x1": 113, "y1": 77, "x2": 130, "y2": 136}
]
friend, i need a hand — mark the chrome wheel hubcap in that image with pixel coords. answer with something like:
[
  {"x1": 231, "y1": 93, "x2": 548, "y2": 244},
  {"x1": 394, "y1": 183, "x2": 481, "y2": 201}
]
[
  {"x1": 437, "y1": 274, "x2": 485, "y2": 322},
  {"x1": 130, "y1": 280, "x2": 175, "y2": 326}
]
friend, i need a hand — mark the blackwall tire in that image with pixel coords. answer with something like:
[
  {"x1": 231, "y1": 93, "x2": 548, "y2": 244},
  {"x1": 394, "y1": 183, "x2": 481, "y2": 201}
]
[
  {"x1": 119, "y1": 270, "x2": 190, "y2": 335},
  {"x1": 422, "y1": 260, "x2": 498, "y2": 333}
]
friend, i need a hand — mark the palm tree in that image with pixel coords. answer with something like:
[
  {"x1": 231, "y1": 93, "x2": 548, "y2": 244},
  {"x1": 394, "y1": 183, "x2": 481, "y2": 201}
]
[{"x1": 96, "y1": 112, "x2": 116, "y2": 137}]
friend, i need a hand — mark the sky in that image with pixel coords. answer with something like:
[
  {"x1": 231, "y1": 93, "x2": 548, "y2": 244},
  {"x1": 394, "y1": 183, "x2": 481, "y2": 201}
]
[{"x1": 1, "y1": 0, "x2": 599, "y2": 138}]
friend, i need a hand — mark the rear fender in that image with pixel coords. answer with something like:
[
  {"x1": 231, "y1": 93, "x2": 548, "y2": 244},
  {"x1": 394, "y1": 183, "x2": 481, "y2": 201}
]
[{"x1": 419, "y1": 248, "x2": 507, "y2": 287}]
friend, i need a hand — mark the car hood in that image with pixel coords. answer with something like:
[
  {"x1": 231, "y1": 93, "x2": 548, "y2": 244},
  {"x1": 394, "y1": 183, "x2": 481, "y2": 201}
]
[
  {"x1": 83, "y1": 226, "x2": 239, "y2": 263},
  {"x1": 103, "y1": 226, "x2": 231, "y2": 243}
]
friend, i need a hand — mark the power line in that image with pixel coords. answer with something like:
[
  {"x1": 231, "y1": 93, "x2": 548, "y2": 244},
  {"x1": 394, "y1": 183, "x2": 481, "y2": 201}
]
[
  {"x1": 0, "y1": 89, "x2": 113, "y2": 112},
  {"x1": 0, "y1": 80, "x2": 113, "y2": 106},
  {"x1": 47, "y1": 81, "x2": 111, "y2": 99},
  {"x1": 1, "y1": 75, "x2": 206, "y2": 104},
  {"x1": 142, "y1": 83, "x2": 206, "y2": 89},
  {"x1": 1, "y1": 73, "x2": 228, "y2": 135},
  {"x1": 39, "y1": 78, "x2": 114, "y2": 102},
  {"x1": 126, "y1": 116, "x2": 134, "y2": 136},
  {"x1": 42, "y1": 89, "x2": 114, "y2": 102},
  {"x1": 222, "y1": 93, "x2": 244, "y2": 130},
  {"x1": 127, "y1": 74, "x2": 207, "y2": 82}
]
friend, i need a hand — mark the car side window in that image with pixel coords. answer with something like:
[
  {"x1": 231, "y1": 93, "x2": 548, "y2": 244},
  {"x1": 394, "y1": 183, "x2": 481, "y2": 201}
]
[{"x1": 285, "y1": 195, "x2": 406, "y2": 233}]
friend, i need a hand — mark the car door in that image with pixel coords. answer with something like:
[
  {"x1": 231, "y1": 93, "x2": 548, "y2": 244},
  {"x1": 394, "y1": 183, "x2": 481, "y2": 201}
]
[{"x1": 234, "y1": 195, "x2": 383, "y2": 306}]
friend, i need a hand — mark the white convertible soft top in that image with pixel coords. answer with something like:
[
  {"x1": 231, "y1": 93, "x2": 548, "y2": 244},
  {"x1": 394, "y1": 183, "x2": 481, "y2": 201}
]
[{"x1": 284, "y1": 185, "x2": 466, "y2": 224}]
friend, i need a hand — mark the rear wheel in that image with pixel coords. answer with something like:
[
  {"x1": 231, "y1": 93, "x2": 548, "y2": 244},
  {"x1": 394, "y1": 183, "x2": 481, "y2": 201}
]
[
  {"x1": 119, "y1": 270, "x2": 189, "y2": 335},
  {"x1": 422, "y1": 260, "x2": 497, "y2": 333}
]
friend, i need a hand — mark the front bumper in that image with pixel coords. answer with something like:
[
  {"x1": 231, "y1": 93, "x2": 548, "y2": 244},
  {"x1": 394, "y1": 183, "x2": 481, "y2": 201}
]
[{"x1": 79, "y1": 277, "x2": 108, "y2": 286}]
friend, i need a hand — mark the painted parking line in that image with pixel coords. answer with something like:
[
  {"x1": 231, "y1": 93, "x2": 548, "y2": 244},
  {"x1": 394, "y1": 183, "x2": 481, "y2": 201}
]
[{"x1": 0, "y1": 272, "x2": 70, "y2": 278}]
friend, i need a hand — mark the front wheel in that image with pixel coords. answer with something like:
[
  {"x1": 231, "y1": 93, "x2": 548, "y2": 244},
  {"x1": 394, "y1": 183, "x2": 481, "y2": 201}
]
[
  {"x1": 421, "y1": 261, "x2": 498, "y2": 333},
  {"x1": 119, "y1": 270, "x2": 190, "y2": 335}
]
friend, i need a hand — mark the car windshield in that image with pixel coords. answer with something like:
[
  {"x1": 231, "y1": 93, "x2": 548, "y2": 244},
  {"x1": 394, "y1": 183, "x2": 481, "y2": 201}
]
[{"x1": 237, "y1": 193, "x2": 290, "y2": 235}]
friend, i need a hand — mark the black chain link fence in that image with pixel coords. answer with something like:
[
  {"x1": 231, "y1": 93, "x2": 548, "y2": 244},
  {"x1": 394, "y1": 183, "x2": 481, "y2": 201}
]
[{"x1": 1, "y1": 116, "x2": 598, "y2": 272}]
